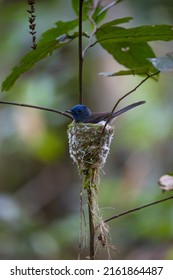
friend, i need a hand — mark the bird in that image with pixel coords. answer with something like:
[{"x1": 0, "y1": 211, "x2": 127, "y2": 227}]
[{"x1": 66, "y1": 101, "x2": 145, "y2": 124}]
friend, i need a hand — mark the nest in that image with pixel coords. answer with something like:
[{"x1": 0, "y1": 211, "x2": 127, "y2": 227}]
[
  {"x1": 67, "y1": 122, "x2": 115, "y2": 257},
  {"x1": 67, "y1": 122, "x2": 114, "y2": 173}
]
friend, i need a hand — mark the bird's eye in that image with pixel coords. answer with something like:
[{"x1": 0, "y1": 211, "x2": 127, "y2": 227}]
[{"x1": 77, "y1": 109, "x2": 82, "y2": 113}]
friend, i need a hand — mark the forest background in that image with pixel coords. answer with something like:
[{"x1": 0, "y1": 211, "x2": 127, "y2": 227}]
[{"x1": 0, "y1": 0, "x2": 173, "y2": 259}]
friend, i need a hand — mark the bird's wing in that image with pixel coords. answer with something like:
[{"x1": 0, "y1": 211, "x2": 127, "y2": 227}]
[{"x1": 84, "y1": 112, "x2": 110, "y2": 123}]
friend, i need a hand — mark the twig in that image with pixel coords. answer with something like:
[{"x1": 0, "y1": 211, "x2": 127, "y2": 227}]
[
  {"x1": 82, "y1": 1, "x2": 98, "y2": 58},
  {"x1": 79, "y1": 1, "x2": 100, "y2": 104},
  {"x1": 102, "y1": 71, "x2": 160, "y2": 132},
  {"x1": 102, "y1": 195, "x2": 173, "y2": 226},
  {"x1": 79, "y1": 0, "x2": 84, "y2": 104},
  {"x1": 0, "y1": 100, "x2": 73, "y2": 119}
]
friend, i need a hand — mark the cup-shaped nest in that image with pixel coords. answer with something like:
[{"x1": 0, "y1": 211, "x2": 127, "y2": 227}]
[{"x1": 67, "y1": 122, "x2": 114, "y2": 171}]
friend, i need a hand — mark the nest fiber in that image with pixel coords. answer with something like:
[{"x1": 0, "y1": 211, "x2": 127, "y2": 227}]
[{"x1": 67, "y1": 122, "x2": 114, "y2": 172}]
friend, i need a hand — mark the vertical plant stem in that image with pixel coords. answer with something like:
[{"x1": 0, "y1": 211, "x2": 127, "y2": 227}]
[
  {"x1": 87, "y1": 185, "x2": 95, "y2": 260},
  {"x1": 79, "y1": 0, "x2": 84, "y2": 104}
]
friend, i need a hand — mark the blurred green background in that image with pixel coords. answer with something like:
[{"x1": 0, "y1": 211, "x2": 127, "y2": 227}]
[{"x1": 0, "y1": 0, "x2": 173, "y2": 260}]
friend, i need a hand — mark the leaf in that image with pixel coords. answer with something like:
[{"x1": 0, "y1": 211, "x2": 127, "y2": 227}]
[
  {"x1": 71, "y1": 0, "x2": 122, "y2": 24},
  {"x1": 93, "y1": 1, "x2": 117, "y2": 24},
  {"x1": 39, "y1": 19, "x2": 78, "y2": 43},
  {"x1": 115, "y1": 0, "x2": 126, "y2": 3},
  {"x1": 97, "y1": 16, "x2": 133, "y2": 28},
  {"x1": 2, "y1": 19, "x2": 78, "y2": 92},
  {"x1": 98, "y1": 41, "x2": 156, "y2": 72},
  {"x1": 99, "y1": 66, "x2": 154, "y2": 77},
  {"x1": 71, "y1": 0, "x2": 93, "y2": 20},
  {"x1": 71, "y1": 0, "x2": 79, "y2": 15},
  {"x1": 95, "y1": 23, "x2": 173, "y2": 74},
  {"x1": 148, "y1": 53, "x2": 173, "y2": 72},
  {"x1": 96, "y1": 24, "x2": 173, "y2": 43}
]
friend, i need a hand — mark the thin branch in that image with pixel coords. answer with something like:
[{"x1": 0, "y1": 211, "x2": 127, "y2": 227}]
[
  {"x1": 82, "y1": 1, "x2": 98, "y2": 58},
  {"x1": 97, "y1": 1, "x2": 116, "y2": 16},
  {"x1": 0, "y1": 100, "x2": 73, "y2": 119},
  {"x1": 103, "y1": 195, "x2": 173, "y2": 225},
  {"x1": 79, "y1": 0, "x2": 84, "y2": 104},
  {"x1": 102, "y1": 71, "x2": 160, "y2": 132},
  {"x1": 79, "y1": 1, "x2": 100, "y2": 104},
  {"x1": 82, "y1": 1, "x2": 118, "y2": 55}
]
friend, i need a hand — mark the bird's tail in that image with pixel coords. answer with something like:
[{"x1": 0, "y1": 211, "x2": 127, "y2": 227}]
[{"x1": 112, "y1": 100, "x2": 145, "y2": 118}]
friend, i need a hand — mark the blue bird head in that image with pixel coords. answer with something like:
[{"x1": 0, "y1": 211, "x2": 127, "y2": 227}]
[{"x1": 66, "y1": 104, "x2": 91, "y2": 123}]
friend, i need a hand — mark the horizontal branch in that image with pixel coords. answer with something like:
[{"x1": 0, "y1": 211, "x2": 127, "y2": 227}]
[{"x1": 0, "y1": 100, "x2": 73, "y2": 120}]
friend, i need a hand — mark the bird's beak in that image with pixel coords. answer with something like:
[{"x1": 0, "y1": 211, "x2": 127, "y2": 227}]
[
  {"x1": 63, "y1": 109, "x2": 74, "y2": 120},
  {"x1": 65, "y1": 109, "x2": 72, "y2": 114},
  {"x1": 65, "y1": 109, "x2": 74, "y2": 119}
]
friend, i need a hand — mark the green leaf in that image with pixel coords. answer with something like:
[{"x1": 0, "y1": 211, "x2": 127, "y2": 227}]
[
  {"x1": 99, "y1": 66, "x2": 154, "y2": 77},
  {"x1": 95, "y1": 23, "x2": 173, "y2": 74},
  {"x1": 115, "y1": 0, "x2": 126, "y2": 3},
  {"x1": 71, "y1": 0, "x2": 118, "y2": 24},
  {"x1": 39, "y1": 19, "x2": 78, "y2": 43},
  {"x1": 71, "y1": 0, "x2": 79, "y2": 15},
  {"x1": 2, "y1": 19, "x2": 78, "y2": 92},
  {"x1": 92, "y1": 6, "x2": 108, "y2": 24},
  {"x1": 98, "y1": 41, "x2": 156, "y2": 72},
  {"x1": 98, "y1": 17, "x2": 133, "y2": 28},
  {"x1": 90, "y1": 0, "x2": 126, "y2": 21},
  {"x1": 71, "y1": 0, "x2": 93, "y2": 20},
  {"x1": 96, "y1": 24, "x2": 173, "y2": 43},
  {"x1": 148, "y1": 53, "x2": 173, "y2": 72},
  {"x1": 93, "y1": 2, "x2": 118, "y2": 24}
]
